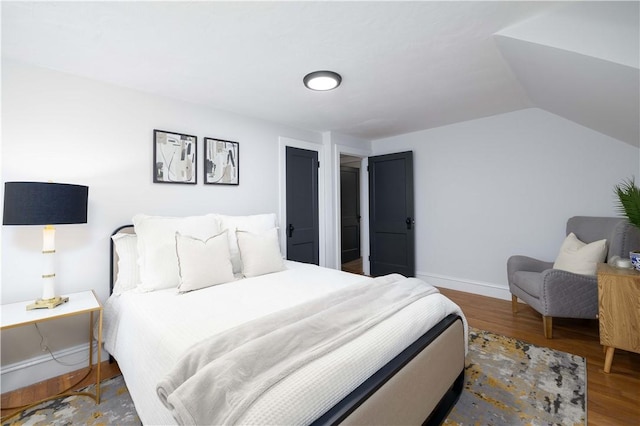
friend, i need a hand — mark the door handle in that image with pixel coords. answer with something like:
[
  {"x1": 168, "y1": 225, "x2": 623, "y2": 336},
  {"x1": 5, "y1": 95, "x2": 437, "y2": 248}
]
[
  {"x1": 288, "y1": 223, "x2": 295, "y2": 238},
  {"x1": 406, "y1": 217, "x2": 414, "y2": 230}
]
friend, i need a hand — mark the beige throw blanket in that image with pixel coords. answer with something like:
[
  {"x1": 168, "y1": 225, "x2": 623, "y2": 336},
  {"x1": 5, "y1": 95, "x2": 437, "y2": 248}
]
[{"x1": 156, "y1": 274, "x2": 439, "y2": 425}]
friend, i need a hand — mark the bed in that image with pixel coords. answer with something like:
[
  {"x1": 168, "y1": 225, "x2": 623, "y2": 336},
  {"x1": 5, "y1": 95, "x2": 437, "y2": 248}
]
[{"x1": 103, "y1": 213, "x2": 467, "y2": 425}]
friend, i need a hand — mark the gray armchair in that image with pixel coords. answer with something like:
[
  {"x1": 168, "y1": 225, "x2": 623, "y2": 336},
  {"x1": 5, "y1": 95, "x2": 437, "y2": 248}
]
[{"x1": 508, "y1": 216, "x2": 640, "y2": 338}]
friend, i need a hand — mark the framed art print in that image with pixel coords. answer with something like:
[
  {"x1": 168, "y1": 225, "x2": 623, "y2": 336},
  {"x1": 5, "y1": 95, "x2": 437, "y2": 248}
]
[
  {"x1": 205, "y1": 138, "x2": 239, "y2": 185},
  {"x1": 153, "y1": 129, "x2": 197, "y2": 184}
]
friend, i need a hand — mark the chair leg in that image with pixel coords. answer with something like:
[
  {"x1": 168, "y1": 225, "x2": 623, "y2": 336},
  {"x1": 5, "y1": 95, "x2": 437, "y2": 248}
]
[
  {"x1": 511, "y1": 295, "x2": 518, "y2": 314},
  {"x1": 543, "y1": 316, "x2": 553, "y2": 339}
]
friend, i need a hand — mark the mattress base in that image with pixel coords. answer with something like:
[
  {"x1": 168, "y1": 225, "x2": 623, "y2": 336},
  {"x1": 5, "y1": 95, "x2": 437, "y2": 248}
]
[
  {"x1": 425, "y1": 370, "x2": 464, "y2": 426},
  {"x1": 312, "y1": 314, "x2": 465, "y2": 425}
]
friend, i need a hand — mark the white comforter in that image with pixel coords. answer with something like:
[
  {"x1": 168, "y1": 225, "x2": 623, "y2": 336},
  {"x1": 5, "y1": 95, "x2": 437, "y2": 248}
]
[{"x1": 102, "y1": 261, "x2": 467, "y2": 425}]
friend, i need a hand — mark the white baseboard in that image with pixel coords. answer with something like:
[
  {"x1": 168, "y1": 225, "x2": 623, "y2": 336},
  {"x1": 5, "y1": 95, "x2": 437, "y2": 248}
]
[
  {"x1": 1, "y1": 343, "x2": 108, "y2": 393},
  {"x1": 417, "y1": 271, "x2": 512, "y2": 301}
]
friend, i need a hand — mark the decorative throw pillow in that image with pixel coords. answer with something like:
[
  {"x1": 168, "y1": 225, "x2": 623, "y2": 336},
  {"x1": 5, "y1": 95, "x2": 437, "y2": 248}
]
[
  {"x1": 218, "y1": 213, "x2": 278, "y2": 274},
  {"x1": 236, "y1": 227, "x2": 285, "y2": 278},
  {"x1": 175, "y1": 231, "x2": 235, "y2": 293},
  {"x1": 132, "y1": 214, "x2": 221, "y2": 291},
  {"x1": 111, "y1": 233, "x2": 140, "y2": 294},
  {"x1": 553, "y1": 232, "x2": 607, "y2": 275}
]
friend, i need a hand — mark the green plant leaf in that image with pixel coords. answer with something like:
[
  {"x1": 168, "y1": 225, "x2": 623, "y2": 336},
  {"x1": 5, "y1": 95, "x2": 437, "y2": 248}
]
[{"x1": 614, "y1": 177, "x2": 640, "y2": 229}]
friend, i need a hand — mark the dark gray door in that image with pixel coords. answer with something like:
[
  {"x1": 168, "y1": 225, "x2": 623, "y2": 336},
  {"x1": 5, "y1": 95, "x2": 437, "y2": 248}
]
[
  {"x1": 286, "y1": 146, "x2": 319, "y2": 265},
  {"x1": 368, "y1": 151, "x2": 415, "y2": 276},
  {"x1": 340, "y1": 166, "x2": 360, "y2": 264}
]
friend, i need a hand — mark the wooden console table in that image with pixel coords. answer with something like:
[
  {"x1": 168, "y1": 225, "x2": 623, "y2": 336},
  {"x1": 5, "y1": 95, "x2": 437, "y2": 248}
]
[{"x1": 596, "y1": 263, "x2": 640, "y2": 373}]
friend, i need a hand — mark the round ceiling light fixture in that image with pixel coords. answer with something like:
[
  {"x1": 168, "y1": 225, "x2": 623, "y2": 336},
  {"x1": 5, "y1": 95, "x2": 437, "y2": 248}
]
[{"x1": 303, "y1": 70, "x2": 342, "y2": 91}]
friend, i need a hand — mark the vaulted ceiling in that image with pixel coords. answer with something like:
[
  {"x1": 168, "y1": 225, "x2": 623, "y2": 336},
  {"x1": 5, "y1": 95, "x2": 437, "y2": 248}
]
[{"x1": 2, "y1": 1, "x2": 638, "y2": 145}]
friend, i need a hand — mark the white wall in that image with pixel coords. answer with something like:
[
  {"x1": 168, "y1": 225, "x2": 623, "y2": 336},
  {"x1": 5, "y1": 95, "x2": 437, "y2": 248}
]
[
  {"x1": 0, "y1": 60, "x2": 322, "y2": 390},
  {"x1": 372, "y1": 108, "x2": 640, "y2": 299}
]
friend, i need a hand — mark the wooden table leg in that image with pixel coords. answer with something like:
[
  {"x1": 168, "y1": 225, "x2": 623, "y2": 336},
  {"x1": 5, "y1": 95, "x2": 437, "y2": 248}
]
[{"x1": 604, "y1": 346, "x2": 615, "y2": 373}]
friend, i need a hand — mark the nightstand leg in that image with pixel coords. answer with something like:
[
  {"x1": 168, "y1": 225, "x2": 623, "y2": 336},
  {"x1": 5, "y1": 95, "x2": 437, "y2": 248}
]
[
  {"x1": 89, "y1": 310, "x2": 102, "y2": 404},
  {"x1": 97, "y1": 308, "x2": 103, "y2": 403},
  {"x1": 89, "y1": 311, "x2": 94, "y2": 375},
  {"x1": 604, "y1": 346, "x2": 615, "y2": 373}
]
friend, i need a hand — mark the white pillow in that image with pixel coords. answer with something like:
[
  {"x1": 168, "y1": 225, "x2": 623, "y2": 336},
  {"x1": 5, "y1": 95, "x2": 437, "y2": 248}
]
[
  {"x1": 236, "y1": 227, "x2": 285, "y2": 278},
  {"x1": 111, "y1": 233, "x2": 140, "y2": 294},
  {"x1": 553, "y1": 232, "x2": 607, "y2": 275},
  {"x1": 175, "y1": 231, "x2": 235, "y2": 293},
  {"x1": 133, "y1": 214, "x2": 221, "y2": 291},
  {"x1": 218, "y1": 213, "x2": 278, "y2": 274}
]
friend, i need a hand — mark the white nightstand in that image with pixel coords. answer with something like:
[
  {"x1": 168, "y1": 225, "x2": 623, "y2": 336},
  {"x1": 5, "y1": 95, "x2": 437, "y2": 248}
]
[{"x1": 1, "y1": 290, "x2": 103, "y2": 419}]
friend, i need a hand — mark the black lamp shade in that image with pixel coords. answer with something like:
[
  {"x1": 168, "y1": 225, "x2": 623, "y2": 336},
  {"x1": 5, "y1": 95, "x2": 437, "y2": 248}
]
[{"x1": 3, "y1": 182, "x2": 88, "y2": 225}]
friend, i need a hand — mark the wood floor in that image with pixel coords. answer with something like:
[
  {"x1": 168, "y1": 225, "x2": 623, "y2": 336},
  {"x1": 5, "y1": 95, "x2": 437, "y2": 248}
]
[
  {"x1": 341, "y1": 257, "x2": 364, "y2": 274},
  {"x1": 1, "y1": 361, "x2": 121, "y2": 419},
  {"x1": 2, "y1": 287, "x2": 639, "y2": 425}
]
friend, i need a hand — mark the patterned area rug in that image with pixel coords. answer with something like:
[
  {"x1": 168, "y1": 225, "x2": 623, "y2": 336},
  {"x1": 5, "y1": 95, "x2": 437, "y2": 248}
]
[
  {"x1": 445, "y1": 328, "x2": 586, "y2": 425},
  {"x1": 2, "y1": 375, "x2": 140, "y2": 426},
  {"x1": 3, "y1": 329, "x2": 585, "y2": 426}
]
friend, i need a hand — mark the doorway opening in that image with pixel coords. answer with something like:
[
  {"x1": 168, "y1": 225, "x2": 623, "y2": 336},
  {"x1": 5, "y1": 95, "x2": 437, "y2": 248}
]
[{"x1": 340, "y1": 154, "x2": 364, "y2": 275}]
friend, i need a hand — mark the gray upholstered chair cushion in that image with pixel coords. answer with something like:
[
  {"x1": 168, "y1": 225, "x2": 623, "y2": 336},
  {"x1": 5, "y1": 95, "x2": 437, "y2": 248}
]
[{"x1": 512, "y1": 271, "x2": 543, "y2": 298}]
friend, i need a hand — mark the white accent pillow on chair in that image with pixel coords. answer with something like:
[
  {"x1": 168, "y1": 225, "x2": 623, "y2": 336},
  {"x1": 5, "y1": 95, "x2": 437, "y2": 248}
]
[{"x1": 553, "y1": 232, "x2": 607, "y2": 275}]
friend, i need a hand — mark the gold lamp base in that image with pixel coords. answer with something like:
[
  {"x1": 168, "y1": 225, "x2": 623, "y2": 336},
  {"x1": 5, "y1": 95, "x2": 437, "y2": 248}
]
[{"x1": 26, "y1": 296, "x2": 69, "y2": 310}]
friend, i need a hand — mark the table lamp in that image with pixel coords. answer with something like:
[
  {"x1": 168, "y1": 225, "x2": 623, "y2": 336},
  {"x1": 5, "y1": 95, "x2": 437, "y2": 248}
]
[{"x1": 3, "y1": 181, "x2": 89, "y2": 310}]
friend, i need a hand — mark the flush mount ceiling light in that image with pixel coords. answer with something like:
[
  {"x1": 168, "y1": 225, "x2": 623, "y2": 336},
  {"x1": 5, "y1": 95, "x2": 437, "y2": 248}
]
[{"x1": 303, "y1": 70, "x2": 342, "y2": 91}]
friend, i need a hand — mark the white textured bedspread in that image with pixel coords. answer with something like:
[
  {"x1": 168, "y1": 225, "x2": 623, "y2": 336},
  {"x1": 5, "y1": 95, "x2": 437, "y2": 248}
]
[
  {"x1": 102, "y1": 261, "x2": 467, "y2": 425},
  {"x1": 157, "y1": 274, "x2": 438, "y2": 425}
]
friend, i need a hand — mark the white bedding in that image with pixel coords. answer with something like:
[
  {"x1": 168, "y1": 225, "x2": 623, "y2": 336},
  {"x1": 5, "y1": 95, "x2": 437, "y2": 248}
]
[{"x1": 103, "y1": 260, "x2": 467, "y2": 425}]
